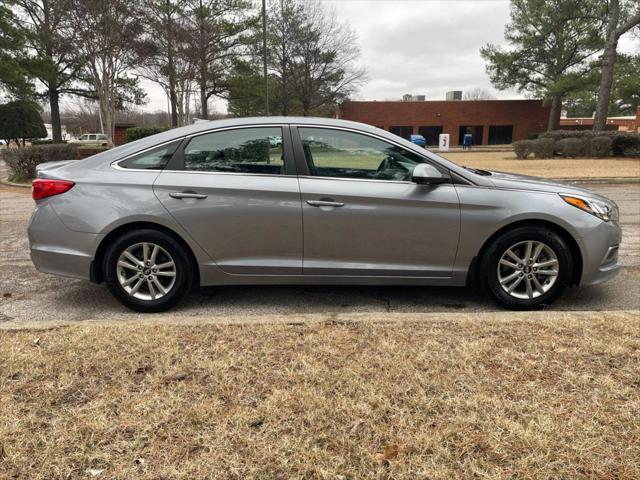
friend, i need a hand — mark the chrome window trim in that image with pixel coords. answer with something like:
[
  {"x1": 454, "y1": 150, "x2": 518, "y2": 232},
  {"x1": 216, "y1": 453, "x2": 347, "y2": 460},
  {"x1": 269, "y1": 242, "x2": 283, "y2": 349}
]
[
  {"x1": 110, "y1": 122, "x2": 477, "y2": 185},
  {"x1": 183, "y1": 123, "x2": 288, "y2": 139}
]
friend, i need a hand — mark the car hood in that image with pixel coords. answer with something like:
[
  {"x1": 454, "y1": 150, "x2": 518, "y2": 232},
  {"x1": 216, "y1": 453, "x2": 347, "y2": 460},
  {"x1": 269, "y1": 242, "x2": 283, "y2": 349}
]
[{"x1": 487, "y1": 170, "x2": 612, "y2": 202}]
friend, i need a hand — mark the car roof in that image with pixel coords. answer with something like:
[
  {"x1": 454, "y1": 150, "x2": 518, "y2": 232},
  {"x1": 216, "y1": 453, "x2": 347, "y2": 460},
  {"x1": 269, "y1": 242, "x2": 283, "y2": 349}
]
[{"x1": 80, "y1": 117, "x2": 379, "y2": 167}]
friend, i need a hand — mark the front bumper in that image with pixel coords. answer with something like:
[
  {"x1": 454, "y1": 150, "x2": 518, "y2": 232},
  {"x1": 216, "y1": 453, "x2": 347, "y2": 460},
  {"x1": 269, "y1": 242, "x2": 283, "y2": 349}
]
[
  {"x1": 577, "y1": 219, "x2": 622, "y2": 287},
  {"x1": 28, "y1": 202, "x2": 102, "y2": 281}
]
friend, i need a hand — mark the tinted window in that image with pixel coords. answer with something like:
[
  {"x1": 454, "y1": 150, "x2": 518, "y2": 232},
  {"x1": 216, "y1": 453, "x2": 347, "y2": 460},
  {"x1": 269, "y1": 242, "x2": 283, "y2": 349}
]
[
  {"x1": 183, "y1": 127, "x2": 284, "y2": 174},
  {"x1": 89, "y1": 135, "x2": 96, "y2": 140},
  {"x1": 118, "y1": 141, "x2": 180, "y2": 170},
  {"x1": 299, "y1": 127, "x2": 425, "y2": 181}
]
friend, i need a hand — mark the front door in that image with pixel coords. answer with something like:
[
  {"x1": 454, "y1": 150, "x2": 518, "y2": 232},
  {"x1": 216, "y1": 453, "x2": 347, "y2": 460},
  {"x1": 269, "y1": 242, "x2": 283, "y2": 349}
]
[
  {"x1": 294, "y1": 127, "x2": 460, "y2": 277},
  {"x1": 154, "y1": 125, "x2": 303, "y2": 275}
]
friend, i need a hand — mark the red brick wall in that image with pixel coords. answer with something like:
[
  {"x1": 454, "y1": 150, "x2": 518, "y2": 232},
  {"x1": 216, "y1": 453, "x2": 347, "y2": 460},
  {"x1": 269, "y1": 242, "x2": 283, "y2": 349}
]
[
  {"x1": 338, "y1": 100, "x2": 553, "y2": 144},
  {"x1": 114, "y1": 126, "x2": 130, "y2": 146}
]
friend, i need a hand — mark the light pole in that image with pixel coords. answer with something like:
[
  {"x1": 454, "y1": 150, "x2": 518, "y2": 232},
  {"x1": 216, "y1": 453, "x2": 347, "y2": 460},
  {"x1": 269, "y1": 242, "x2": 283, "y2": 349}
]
[{"x1": 262, "y1": 0, "x2": 269, "y2": 116}]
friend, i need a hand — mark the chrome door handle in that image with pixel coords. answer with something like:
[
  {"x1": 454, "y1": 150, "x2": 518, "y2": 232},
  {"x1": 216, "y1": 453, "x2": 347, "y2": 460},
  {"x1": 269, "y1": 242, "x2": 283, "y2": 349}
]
[
  {"x1": 306, "y1": 200, "x2": 345, "y2": 207},
  {"x1": 169, "y1": 192, "x2": 208, "y2": 199}
]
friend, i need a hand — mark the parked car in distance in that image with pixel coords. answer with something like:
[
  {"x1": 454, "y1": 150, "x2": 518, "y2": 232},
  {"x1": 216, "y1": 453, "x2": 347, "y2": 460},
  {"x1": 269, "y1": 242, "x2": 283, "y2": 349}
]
[
  {"x1": 69, "y1": 133, "x2": 109, "y2": 146},
  {"x1": 28, "y1": 117, "x2": 621, "y2": 312},
  {"x1": 409, "y1": 134, "x2": 426, "y2": 147}
]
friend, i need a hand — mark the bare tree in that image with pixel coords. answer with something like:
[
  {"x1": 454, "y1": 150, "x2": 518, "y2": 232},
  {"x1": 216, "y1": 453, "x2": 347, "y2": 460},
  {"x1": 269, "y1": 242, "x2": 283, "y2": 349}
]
[
  {"x1": 139, "y1": 0, "x2": 193, "y2": 127},
  {"x1": 267, "y1": 0, "x2": 305, "y2": 114},
  {"x1": 184, "y1": 0, "x2": 255, "y2": 120},
  {"x1": 463, "y1": 88, "x2": 496, "y2": 100},
  {"x1": 289, "y1": 0, "x2": 366, "y2": 116},
  {"x1": 592, "y1": 0, "x2": 640, "y2": 131},
  {"x1": 69, "y1": 0, "x2": 145, "y2": 141}
]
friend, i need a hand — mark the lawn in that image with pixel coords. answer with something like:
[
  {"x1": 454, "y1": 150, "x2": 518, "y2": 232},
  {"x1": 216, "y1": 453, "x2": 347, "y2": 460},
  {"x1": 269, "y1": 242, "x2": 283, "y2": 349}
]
[
  {"x1": 441, "y1": 151, "x2": 640, "y2": 179},
  {"x1": 1, "y1": 311, "x2": 638, "y2": 479}
]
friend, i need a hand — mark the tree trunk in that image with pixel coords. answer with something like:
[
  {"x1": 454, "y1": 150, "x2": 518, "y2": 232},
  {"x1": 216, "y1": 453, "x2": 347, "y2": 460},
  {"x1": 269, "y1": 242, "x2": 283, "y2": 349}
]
[
  {"x1": 593, "y1": 40, "x2": 618, "y2": 131},
  {"x1": 547, "y1": 94, "x2": 562, "y2": 131},
  {"x1": 200, "y1": 82, "x2": 208, "y2": 120},
  {"x1": 166, "y1": 10, "x2": 178, "y2": 128},
  {"x1": 49, "y1": 88, "x2": 62, "y2": 143}
]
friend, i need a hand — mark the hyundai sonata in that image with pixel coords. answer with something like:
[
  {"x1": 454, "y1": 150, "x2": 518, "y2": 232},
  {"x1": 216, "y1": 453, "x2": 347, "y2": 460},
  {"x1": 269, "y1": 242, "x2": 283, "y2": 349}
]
[{"x1": 28, "y1": 117, "x2": 621, "y2": 312}]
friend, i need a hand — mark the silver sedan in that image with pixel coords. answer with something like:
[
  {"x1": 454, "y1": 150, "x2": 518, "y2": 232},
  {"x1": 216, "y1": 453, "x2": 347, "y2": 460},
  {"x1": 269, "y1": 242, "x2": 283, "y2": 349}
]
[{"x1": 28, "y1": 117, "x2": 621, "y2": 312}]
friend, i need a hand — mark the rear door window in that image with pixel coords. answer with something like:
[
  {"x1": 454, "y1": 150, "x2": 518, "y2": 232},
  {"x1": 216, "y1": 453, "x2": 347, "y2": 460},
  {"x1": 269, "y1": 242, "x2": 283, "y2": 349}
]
[{"x1": 182, "y1": 127, "x2": 285, "y2": 175}]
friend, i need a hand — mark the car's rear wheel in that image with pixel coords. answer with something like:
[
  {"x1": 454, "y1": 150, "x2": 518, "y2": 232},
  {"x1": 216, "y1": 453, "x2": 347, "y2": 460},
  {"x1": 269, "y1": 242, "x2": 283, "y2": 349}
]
[
  {"x1": 104, "y1": 229, "x2": 192, "y2": 312},
  {"x1": 480, "y1": 226, "x2": 573, "y2": 309}
]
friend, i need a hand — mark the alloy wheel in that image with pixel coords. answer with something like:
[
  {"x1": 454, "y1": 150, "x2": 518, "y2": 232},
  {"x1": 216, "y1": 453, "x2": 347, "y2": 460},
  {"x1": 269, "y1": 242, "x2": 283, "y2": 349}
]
[
  {"x1": 116, "y1": 242, "x2": 177, "y2": 301},
  {"x1": 497, "y1": 240, "x2": 559, "y2": 300}
]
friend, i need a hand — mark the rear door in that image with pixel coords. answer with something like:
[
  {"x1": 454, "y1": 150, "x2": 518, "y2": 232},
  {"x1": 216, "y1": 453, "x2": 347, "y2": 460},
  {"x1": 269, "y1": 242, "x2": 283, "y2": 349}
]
[
  {"x1": 153, "y1": 125, "x2": 303, "y2": 275},
  {"x1": 293, "y1": 126, "x2": 461, "y2": 277}
]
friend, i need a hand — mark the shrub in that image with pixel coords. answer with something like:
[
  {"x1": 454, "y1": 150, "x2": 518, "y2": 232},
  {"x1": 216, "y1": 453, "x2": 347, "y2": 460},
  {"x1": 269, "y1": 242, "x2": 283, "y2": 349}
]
[
  {"x1": 31, "y1": 139, "x2": 68, "y2": 145},
  {"x1": 527, "y1": 132, "x2": 542, "y2": 140},
  {"x1": 0, "y1": 100, "x2": 47, "y2": 144},
  {"x1": 3, "y1": 144, "x2": 79, "y2": 181},
  {"x1": 126, "y1": 126, "x2": 169, "y2": 143},
  {"x1": 556, "y1": 138, "x2": 588, "y2": 158},
  {"x1": 531, "y1": 138, "x2": 555, "y2": 159},
  {"x1": 623, "y1": 144, "x2": 640, "y2": 157},
  {"x1": 612, "y1": 135, "x2": 640, "y2": 157},
  {"x1": 590, "y1": 136, "x2": 612, "y2": 158},
  {"x1": 513, "y1": 139, "x2": 534, "y2": 159}
]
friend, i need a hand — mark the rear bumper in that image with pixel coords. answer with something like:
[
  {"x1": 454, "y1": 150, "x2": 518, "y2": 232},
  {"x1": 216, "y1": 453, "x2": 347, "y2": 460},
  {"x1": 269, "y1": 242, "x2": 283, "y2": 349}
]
[{"x1": 28, "y1": 202, "x2": 102, "y2": 281}]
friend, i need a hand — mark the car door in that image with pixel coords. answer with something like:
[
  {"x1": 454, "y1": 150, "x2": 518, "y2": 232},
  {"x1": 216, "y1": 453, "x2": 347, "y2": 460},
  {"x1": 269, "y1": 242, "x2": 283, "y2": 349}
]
[
  {"x1": 293, "y1": 126, "x2": 461, "y2": 277},
  {"x1": 153, "y1": 125, "x2": 303, "y2": 275}
]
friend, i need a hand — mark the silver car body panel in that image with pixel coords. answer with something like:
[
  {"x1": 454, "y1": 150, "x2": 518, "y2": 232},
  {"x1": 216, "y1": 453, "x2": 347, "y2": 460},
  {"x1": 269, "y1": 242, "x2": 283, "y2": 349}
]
[{"x1": 28, "y1": 116, "x2": 622, "y2": 289}]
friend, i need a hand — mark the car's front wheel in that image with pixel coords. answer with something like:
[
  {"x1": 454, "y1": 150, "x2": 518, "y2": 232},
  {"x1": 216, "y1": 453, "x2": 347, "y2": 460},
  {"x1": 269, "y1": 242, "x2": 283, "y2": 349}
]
[
  {"x1": 480, "y1": 226, "x2": 574, "y2": 309},
  {"x1": 104, "y1": 229, "x2": 193, "y2": 312}
]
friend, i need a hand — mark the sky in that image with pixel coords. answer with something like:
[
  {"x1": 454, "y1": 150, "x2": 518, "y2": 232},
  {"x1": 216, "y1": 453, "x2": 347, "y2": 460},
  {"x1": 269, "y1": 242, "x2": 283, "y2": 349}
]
[{"x1": 139, "y1": 0, "x2": 640, "y2": 114}]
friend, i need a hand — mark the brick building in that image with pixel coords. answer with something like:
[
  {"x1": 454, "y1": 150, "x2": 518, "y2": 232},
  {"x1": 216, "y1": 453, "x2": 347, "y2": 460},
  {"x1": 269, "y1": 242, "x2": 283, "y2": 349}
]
[
  {"x1": 337, "y1": 99, "x2": 554, "y2": 146},
  {"x1": 560, "y1": 107, "x2": 640, "y2": 132}
]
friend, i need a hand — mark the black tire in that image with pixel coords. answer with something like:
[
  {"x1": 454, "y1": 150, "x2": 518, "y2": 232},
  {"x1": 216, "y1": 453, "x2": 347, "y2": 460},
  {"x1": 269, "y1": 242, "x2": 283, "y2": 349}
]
[
  {"x1": 479, "y1": 226, "x2": 574, "y2": 310},
  {"x1": 104, "y1": 229, "x2": 193, "y2": 312}
]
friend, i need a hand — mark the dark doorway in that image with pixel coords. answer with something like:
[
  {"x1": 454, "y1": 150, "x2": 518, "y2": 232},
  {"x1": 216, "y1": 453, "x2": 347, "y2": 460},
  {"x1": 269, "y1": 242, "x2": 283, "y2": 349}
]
[
  {"x1": 458, "y1": 126, "x2": 484, "y2": 145},
  {"x1": 488, "y1": 125, "x2": 513, "y2": 144},
  {"x1": 418, "y1": 126, "x2": 443, "y2": 146},
  {"x1": 390, "y1": 126, "x2": 413, "y2": 139}
]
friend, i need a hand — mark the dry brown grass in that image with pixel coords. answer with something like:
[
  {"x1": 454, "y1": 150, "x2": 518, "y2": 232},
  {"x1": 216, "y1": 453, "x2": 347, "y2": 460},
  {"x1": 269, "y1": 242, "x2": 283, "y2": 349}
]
[
  {"x1": 1, "y1": 312, "x2": 639, "y2": 479},
  {"x1": 441, "y1": 151, "x2": 640, "y2": 179}
]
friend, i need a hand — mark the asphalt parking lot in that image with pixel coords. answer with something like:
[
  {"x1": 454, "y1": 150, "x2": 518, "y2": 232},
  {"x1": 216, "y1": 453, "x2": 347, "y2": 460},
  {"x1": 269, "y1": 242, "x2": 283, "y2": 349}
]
[{"x1": 1, "y1": 181, "x2": 638, "y2": 326}]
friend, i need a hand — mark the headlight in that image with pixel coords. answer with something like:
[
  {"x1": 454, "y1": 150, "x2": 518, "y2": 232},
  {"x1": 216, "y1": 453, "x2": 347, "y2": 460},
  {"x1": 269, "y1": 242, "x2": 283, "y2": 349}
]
[{"x1": 560, "y1": 194, "x2": 618, "y2": 222}]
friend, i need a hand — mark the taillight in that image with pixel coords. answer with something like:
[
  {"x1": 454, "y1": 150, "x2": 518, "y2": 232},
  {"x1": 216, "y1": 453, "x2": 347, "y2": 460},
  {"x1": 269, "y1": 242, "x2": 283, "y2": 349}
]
[{"x1": 32, "y1": 179, "x2": 75, "y2": 200}]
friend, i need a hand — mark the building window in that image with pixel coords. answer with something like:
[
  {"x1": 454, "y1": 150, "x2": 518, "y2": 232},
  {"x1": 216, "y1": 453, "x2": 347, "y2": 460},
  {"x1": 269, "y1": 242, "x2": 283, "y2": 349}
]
[
  {"x1": 389, "y1": 126, "x2": 413, "y2": 140},
  {"x1": 418, "y1": 126, "x2": 443, "y2": 146},
  {"x1": 488, "y1": 125, "x2": 513, "y2": 145},
  {"x1": 458, "y1": 126, "x2": 484, "y2": 146}
]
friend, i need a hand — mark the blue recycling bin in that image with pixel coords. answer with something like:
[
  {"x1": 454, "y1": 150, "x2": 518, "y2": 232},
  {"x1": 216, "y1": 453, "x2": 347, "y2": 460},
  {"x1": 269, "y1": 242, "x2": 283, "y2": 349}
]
[{"x1": 409, "y1": 134, "x2": 426, "y2": 147}]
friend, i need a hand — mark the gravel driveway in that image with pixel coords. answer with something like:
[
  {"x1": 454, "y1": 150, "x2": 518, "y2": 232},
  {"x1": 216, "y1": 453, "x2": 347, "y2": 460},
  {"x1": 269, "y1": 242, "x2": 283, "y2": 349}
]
[{"x1": 1, "y1": 177, "x2": 638, "y2": 326}]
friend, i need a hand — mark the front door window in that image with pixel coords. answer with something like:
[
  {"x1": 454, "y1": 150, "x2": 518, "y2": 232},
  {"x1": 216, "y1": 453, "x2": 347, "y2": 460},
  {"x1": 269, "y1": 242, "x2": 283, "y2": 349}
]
[{"x1": 298, "y1": 127, "x2": 426, "y2": 182}]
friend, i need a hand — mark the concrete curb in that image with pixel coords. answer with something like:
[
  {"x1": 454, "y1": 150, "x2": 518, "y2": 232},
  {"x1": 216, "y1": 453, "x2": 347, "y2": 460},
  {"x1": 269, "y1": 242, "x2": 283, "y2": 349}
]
[{"x1": 0, "y1": 178, "x2": 31, "y2": 188}]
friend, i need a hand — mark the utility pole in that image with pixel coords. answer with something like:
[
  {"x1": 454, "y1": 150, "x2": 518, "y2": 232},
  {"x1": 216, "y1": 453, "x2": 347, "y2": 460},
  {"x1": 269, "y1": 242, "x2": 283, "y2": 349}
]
[{"x1": 262, "y1": 0, "x2": 269, "y2": 116}]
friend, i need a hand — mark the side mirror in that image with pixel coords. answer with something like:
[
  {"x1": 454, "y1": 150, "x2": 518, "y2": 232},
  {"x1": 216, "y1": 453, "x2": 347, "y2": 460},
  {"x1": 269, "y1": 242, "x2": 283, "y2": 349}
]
[{"x1": 412, "y1": 163, "x2": 449, "y2": 185}]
